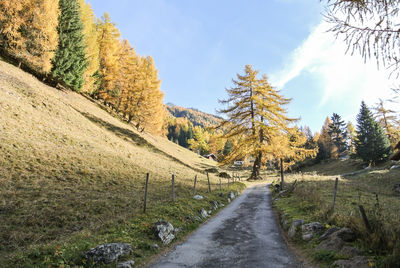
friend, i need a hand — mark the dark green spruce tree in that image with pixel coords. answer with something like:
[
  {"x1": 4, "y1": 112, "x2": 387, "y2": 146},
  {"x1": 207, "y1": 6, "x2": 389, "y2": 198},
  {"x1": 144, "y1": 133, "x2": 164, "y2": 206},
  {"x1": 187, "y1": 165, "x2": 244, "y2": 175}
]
[
  {"x1": 52, "y1": 0, "x2": 87, "y2": 91},
  {"x1": 355, "y1": 101, "x2": 391, "y2": 166},
  {"x1": 328, "y1": 113, "x2": 348, "y2": 155}
]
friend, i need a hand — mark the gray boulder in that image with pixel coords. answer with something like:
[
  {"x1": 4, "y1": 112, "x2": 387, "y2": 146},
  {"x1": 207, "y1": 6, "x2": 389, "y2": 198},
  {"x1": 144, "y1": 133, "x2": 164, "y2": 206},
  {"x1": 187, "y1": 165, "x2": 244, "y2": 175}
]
[
  {"x1": 317, "y1": 234, "x2": 345, "y2": 252},
  {"x1": 228, "y1": 191, "x2": 235, "y2": 200},
  {"x1": 193, "y1": 195, "x2": 204, "y2": 200},
  {"x1": 288, "y1": 219, "x2": 304, "y2": 238},
  {"x1": 83, "y1": 243, "x2": 131, "y2": 264},
  {"x1": 301, "y1": 222, "x2": 324, "y2": 241},
  {"x1": 153, "y1": 220, "x2": 175, "y2": 245},
  {"x1": 117, "y1": 260, "x2": 135, "y2": 268},
  {"x1": 335, "y1": 228, "x2": 356, "y2": 242},
  {"x1": 333, "y1": 256, "x2": 369, "y2": 268},
  {"x1": 319, "y1": 227, "x2": 340, "y2": 241},
  {"x1": 200, "y1": 208, "x2": 209, "y2": 219},
  {"x1": 340, "y1": 246, "x2": 362, "y2": 258}
]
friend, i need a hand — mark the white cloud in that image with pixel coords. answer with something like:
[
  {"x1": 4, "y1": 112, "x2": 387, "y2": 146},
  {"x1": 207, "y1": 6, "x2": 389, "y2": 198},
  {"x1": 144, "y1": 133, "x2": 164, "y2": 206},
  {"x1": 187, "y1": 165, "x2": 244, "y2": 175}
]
[{"x1": 270, "y1": 21, "x2": 399, "y2": 111}]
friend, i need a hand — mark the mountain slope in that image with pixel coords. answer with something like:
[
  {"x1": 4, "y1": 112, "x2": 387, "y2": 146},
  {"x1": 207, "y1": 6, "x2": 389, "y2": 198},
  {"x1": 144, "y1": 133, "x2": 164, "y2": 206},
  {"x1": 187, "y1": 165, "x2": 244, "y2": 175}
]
[
  {"x1": 166, "y1": 103, "x2": 222, "y2": 128},
  {"x1": 0, "y1": 60, "x2": 218, "y2": 264}
]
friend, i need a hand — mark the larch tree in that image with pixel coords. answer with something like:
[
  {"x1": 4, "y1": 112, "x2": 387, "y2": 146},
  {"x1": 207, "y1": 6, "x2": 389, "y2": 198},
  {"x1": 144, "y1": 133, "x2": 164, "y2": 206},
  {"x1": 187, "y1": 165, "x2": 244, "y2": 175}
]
[
  {"x1": 52, "y1": 0, "x2": 88, "y2": 91},
  {"x1": 324, "y1": 0, "x2": 400, "y2": 78},
  {"x1": 131, "y1": 56, "x2": 165, "y2": 134},
  {"x1": 316, "y1": 117, "x2": 333, "y2": 161},
  {"x1": 373, "y1": 99, "x2": 400, "y2": 148},
  {"x1": 78, "y1": 0, "x2": 100, "y2": 94},
  {"x1": 346, "y1": 122, "x2": 357, "y2": 155},
  {"x1": 355, "y1": 101, "x2": 391, "y2": 166},
  {"x1": 96, "y1": 12, "x2": 121, "y2": 105},
  {"x1": 217, "y1": 65, "x2": 305, "y2": 180},
  {"x1": 0, "y1": 0, "x2": 59, "y2": 73}
]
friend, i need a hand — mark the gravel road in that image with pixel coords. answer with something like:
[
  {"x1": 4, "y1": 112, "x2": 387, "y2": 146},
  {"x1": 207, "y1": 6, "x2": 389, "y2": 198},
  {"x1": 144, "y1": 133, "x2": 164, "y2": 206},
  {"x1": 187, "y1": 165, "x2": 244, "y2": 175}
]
[{"x1": 150, "y1": 184, "x2": 300, "y2": 268}]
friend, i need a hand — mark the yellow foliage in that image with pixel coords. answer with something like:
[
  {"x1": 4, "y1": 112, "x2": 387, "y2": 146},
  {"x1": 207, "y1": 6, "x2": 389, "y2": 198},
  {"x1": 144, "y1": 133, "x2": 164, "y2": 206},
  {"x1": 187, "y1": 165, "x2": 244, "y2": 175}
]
[
  {"x1": 0, "y1": 0, "x2": 59, "y2": 73},
  {"x1": 78, "y1": 0, "x2": 100, "y2": 94}
]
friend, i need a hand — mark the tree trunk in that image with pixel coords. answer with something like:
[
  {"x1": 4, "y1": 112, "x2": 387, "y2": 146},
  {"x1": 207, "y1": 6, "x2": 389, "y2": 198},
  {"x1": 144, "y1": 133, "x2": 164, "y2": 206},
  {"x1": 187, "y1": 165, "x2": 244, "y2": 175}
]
[{"x1": 250, "y1": 152, "x2": 262, "y2": 180}]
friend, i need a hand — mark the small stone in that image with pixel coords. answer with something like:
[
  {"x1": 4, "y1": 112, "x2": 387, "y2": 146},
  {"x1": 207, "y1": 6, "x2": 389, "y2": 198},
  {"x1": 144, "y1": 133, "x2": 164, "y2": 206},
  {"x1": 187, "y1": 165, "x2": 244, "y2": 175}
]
[
  {"x1": 301, "y1": 222, "x2": 324, "y2": 241},
  {"x1": 208, "y1": 210, "x2": 212, "y2": 215},
  {"x1": 288, "y1": 219, "x2": 304, "y2": 238},
  {"x1": 152, "y1": 244, "x2": 159, "y2": 249},
  {"x1": 228, "y1": 191, "x2": 235, "y2": 200},
  {"x1": 200, "y1": 208, "x2": 209, "y2": 219},
  {"x1": 83, "y1": 243, "x2": 131, "y2": 264},
  {"x1": 193, "y1": 195, "x2": 203, "y2": 200},
  {"x1": 211, "y1": 201, "x2": 219, "y2": 210},
  {"x1": 390, "y1": 165, "x2": 400, "y2": 170},
  {"x1": 227, "y1": 198, "x2": 231, "y2": 203},
  {"x1": 333, "y1": 256, "x2": 369, "y2": 268},
  {"x1": 117, "y1": 260, "x2": 135, "y2": 268},
  {"x1": 219, "y1": 203, "x2": 225, "y2": 207},
  {"x1": 173, "y1": 227, "x2": 183, "y2": 234}
]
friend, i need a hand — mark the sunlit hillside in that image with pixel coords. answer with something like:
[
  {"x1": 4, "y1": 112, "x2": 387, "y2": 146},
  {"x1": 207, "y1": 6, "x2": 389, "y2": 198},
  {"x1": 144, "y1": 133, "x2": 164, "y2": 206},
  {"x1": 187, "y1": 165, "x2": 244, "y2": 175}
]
[{"x1": 0, "y1": 60, "x2": 219, "y2": 264}]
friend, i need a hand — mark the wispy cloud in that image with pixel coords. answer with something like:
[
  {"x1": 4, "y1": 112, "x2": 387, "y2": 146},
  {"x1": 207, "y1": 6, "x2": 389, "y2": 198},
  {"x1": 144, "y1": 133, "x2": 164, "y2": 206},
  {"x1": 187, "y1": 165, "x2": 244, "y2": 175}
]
[{"x1": 270, "y1": 21, "x2": 398, "y2": 110}]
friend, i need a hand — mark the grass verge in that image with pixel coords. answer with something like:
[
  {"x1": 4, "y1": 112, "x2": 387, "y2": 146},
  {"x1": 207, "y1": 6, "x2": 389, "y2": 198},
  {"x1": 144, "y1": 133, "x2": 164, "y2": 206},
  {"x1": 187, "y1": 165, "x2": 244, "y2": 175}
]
[
  {"x1": 8, "y1": 183, "x2": 246, "y2": 267},
  {"x1": 271, "y1": 159, "x2": 400, "y2": 267}
]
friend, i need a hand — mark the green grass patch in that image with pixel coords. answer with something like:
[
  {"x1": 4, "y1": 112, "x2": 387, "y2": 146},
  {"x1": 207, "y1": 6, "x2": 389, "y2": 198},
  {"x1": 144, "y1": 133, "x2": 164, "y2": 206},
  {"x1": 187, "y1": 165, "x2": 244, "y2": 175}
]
[{"x1": 8, "y1": 183, "x2": 246, "y2": 267}]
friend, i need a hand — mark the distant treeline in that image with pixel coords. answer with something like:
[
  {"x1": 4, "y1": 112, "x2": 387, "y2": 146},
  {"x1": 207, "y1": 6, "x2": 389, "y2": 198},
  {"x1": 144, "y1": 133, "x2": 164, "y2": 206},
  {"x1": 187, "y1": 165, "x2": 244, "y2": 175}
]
[{"x1": 0, "y1": 0, "x2": 164, "y2": 134}]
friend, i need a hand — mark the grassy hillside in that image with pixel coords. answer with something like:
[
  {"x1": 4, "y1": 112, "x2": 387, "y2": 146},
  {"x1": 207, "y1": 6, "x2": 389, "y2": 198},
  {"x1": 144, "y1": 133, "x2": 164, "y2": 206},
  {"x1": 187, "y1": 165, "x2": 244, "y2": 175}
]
[
  {"x1": 0, "y1": 60, "x2": 225, "y2": 265},
  {"x1": 274, "y1": 159, "x2": 400, "y2": 266},
  {"x1": 166, "y1": 103, "x2": 222, "y2": 128}
]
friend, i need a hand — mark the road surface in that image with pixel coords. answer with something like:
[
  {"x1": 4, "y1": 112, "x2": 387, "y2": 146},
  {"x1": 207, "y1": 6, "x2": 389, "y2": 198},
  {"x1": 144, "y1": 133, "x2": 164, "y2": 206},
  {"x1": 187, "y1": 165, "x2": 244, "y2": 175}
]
[{"x1": 150, "y1": 184, "x2": 300, "y2": 268}]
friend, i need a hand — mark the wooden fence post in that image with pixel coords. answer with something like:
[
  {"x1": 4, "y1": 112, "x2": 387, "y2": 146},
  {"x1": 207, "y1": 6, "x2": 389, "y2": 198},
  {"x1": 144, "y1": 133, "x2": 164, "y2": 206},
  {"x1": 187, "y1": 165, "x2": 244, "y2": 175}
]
[
  {"x1": 359, "y1": 205, "x2": 372, "y2": 232},
  {"x1": 143, "y1": 173, "x2": 149, "y2": 213},
  {"x1": 280, "y1": 158, "x2": 284, "y2": 190},
  {"x1": 207, "y1": 172, "x2": 211, "y2": 193},
  {"x1": 193, "y1": 175, "x2": 197, "y2": 195},
  {"x1": 228, "y1": 177, "x2": 230, "y2": 188},
  {"x1": 219, "y1": 177, "x2": 222, "y2": 191},
  {"x1": 331, "y1": 177, "x2": 339, "y2": 212},
  {"x1": 172, "y1": 173, "x2": 175, "y2": 202}
]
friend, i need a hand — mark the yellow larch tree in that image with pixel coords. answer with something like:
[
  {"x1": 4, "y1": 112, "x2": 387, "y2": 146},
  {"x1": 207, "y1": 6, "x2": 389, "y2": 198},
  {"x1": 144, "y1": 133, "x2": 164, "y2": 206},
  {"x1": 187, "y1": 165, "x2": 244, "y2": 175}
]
[
  {"x1": 78, "y1": 0, "x2": 100, "y2": 94},
  {"x1": 217, "y1": 65, "x2": 313, "y2": 180},
  {"x1": 0, "y1": 0, "x2": 59, "y2": 73},
  {"x1": 96, "y1": 12, "x2": 121, "y2": 106}
]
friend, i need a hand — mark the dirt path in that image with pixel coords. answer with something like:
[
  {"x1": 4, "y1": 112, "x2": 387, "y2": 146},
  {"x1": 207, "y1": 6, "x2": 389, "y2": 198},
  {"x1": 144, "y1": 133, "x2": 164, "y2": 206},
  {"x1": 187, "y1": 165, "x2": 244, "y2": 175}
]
[{"x1": 150, "y1": 184, "x2": 300, "y2": 268}]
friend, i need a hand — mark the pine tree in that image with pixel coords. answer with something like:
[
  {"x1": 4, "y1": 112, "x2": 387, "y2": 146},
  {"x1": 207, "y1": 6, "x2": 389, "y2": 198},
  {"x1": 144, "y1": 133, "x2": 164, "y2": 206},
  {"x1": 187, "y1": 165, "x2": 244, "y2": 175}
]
[
  {"x1": 52, "y1": 0, "x2": 88, "y2": 90},
  {"x1": 355, "y1": 101, "x2": 392, "y2": 166},
  {"x1": 78, "y1": 0, "x2": 100, "y2": 94},
  {"x1": 327, "y1": 113, "x2": 348, "y2": 157},
  {"x1": 0, "y1": 0, "x2": 59, "y2": 73}
]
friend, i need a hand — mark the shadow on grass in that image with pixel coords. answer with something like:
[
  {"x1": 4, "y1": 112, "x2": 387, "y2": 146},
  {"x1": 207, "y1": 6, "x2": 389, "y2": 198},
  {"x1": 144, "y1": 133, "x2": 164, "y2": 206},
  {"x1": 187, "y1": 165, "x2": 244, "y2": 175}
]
[{"x1": 77, "y1": 111, "x2": 209, "y2": 173}]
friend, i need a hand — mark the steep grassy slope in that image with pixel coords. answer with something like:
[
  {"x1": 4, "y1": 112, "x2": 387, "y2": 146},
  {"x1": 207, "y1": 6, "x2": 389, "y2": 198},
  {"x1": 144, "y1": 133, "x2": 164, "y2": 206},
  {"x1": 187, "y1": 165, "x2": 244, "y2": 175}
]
[{"x1": 0, "y1": 60, "x2": 221, "y2": 264}]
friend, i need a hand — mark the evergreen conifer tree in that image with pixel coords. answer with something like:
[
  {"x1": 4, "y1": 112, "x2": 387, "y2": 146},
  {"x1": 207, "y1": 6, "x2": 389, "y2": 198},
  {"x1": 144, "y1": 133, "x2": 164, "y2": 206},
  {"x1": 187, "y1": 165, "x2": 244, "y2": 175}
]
[
  {"x1": 355, "y1": 101, "x2": 391, "y2": 165},
  {"x1": 328, "y1": 113, "x2": 348, "y2": 156},
  {"x1": 52, "y1": 0, "x2": 88, "y2": 91}
]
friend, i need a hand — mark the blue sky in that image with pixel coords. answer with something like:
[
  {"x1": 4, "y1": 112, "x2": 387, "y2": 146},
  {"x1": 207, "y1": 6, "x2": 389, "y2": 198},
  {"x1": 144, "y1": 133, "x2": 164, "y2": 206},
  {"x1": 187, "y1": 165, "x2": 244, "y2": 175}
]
[{"x1": 89, "y1": 0, "x2": 398, "y2": 132}]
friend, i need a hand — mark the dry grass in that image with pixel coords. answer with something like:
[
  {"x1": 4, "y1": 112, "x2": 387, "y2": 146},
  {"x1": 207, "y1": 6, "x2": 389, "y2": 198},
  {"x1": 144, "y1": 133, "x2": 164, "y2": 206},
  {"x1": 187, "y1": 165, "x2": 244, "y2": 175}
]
[
  {"x1": 274, "y1": 159, "x2": 400, "y2": 264},
  {"x1": 0, "y1": 60, "x2": 222, "y2": 264}
]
